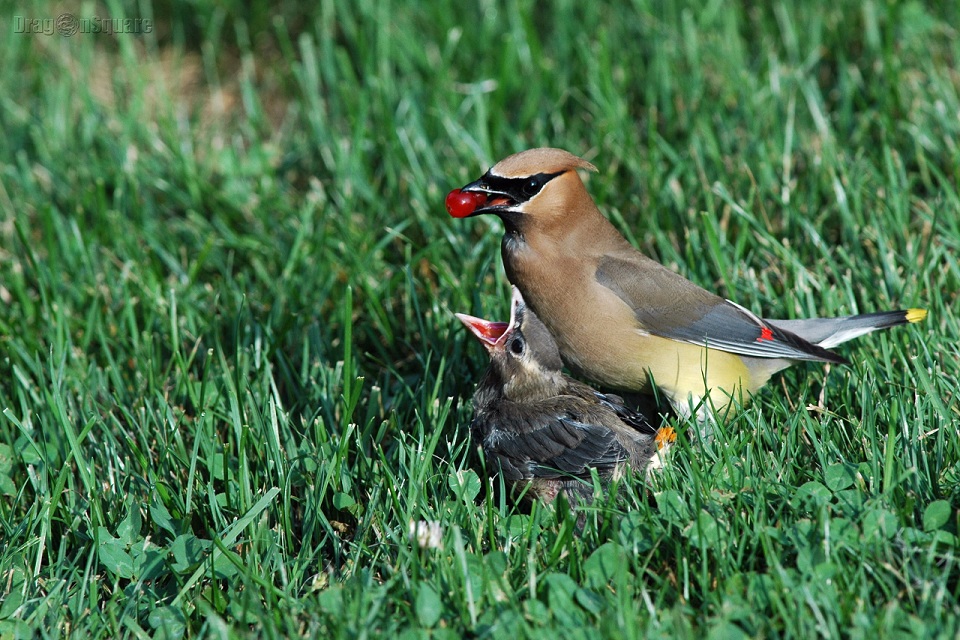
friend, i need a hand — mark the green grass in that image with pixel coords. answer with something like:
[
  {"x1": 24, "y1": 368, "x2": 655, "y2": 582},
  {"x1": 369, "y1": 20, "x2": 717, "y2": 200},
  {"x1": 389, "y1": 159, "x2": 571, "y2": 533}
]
[{"x1": 1, "y1": 0, "x2": 959, "y2": 637}]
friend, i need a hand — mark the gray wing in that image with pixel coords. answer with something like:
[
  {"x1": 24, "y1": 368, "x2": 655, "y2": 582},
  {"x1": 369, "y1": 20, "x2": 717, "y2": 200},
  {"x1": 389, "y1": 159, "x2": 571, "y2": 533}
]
[
  {"x1": 593, "y1": 391, "x2": 658, "y2": 437},
  {"x1": 475, "y1": 400, "x2": 630, "y2": 482},
  {"x1": 596, "y1": 254, "x2": 846, "y2": 363}
]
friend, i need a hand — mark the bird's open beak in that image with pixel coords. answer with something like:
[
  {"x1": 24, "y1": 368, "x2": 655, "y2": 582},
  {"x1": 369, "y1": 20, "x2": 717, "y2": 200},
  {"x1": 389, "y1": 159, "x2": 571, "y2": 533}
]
[
  {"x1": 455, "y1": 313, "x2": 510, "y2": 349},
  {"x1": 452, "y1": 176, "x2": 517, "y2": 216},
  {"x1": 461, "y1": 179, "x2": 515, "y2": 205},
  {"x1": 457, "y1": 288, "x2": 526, "y2": 350}
]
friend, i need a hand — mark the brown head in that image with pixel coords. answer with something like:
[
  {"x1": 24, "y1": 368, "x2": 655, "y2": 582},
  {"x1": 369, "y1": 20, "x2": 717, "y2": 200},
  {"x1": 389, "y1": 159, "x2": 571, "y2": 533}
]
[
  {"x1": 447, "y1": 148, "x2": 601, "y2": 240},
  {"x1": 456, "y1": 286, "x2": 565, "y2": 402}
]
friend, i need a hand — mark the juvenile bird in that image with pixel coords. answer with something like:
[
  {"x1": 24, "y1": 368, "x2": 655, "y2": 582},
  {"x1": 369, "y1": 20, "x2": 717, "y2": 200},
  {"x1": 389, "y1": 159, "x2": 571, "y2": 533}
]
[
  {"x1": 457, "y1": 286, "x2": 664, "y2": 506},
  {"x1": 448, "y1": 148, "x2": 927, "y2": 419}
]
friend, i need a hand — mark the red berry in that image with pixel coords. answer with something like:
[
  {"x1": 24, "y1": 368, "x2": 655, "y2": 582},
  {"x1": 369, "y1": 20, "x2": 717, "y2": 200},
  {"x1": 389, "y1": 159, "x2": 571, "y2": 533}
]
[{"x1": 445, "y1": 189, "x2": 486, "y2": 218}]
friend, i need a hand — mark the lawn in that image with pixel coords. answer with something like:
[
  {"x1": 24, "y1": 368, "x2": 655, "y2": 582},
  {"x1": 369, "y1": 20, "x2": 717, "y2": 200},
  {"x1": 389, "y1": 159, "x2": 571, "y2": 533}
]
[{"x1": 1, "y1": 0, "x2": 958, "y2": 637}]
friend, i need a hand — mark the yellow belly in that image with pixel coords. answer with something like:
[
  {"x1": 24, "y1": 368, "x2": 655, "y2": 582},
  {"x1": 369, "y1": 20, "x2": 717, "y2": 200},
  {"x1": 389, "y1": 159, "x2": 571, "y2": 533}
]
[{"x1": 559, "y1": 327, "x2": 755, "y2": 413}]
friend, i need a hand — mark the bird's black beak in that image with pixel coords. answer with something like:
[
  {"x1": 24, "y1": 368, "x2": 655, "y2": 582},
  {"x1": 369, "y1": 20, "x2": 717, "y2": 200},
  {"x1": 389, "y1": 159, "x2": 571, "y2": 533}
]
[{"x1": 459, "y1": 174, "x2": 519, "y2": 215}]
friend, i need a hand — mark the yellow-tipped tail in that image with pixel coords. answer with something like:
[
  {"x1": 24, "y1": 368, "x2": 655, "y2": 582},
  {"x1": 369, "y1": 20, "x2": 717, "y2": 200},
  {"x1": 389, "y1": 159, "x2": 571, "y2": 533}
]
[{"x1": 906, "y1": 309, "x2": 927, "y2": 323}]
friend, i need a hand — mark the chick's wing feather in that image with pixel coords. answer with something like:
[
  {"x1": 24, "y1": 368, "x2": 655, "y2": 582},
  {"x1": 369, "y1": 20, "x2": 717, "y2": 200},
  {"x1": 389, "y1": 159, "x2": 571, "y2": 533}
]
[{"x1": 476, "y1": 397, "x2": 629, "y2": 481}]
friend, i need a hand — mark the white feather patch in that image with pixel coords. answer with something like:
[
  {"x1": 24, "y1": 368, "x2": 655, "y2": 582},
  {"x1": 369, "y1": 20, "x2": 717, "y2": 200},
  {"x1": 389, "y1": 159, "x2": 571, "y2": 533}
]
[
  {"x1": 725, "y1": 299, "x2": 766, "y2": 327},
  {"x1": 816, "y1": 327, "x2": 880, "y2": 349}
]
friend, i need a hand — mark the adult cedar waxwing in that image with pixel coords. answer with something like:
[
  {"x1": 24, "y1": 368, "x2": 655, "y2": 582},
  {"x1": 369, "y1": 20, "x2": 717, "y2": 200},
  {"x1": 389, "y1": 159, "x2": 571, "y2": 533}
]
[
  {"x1": 448, "y1": 148, "x2": 927, "y2": 419},
  {"x1": 457, "y1": 286, "x2": 668, "y2": 506}
]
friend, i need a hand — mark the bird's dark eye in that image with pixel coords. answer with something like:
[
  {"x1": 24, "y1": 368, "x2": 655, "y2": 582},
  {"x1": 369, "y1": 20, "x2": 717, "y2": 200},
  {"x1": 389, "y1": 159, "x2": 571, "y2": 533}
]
[
  {"x1": 509, "y1": 337, "x2": 525, "y2": 355},
  {"x1": 522, "y1": 177, "x2": 540, "y2": 197}
]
